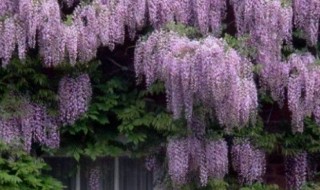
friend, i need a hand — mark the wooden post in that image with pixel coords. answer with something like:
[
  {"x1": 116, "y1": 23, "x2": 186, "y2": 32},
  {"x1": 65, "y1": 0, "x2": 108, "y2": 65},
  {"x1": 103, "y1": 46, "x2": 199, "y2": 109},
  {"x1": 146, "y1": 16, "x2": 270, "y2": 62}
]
[
  {"x1": 76, "y1": 165, "x2": 80, "y2": 190},
  {"x1": 114, "y1": 157, "x2": 119, "y2": 190}
]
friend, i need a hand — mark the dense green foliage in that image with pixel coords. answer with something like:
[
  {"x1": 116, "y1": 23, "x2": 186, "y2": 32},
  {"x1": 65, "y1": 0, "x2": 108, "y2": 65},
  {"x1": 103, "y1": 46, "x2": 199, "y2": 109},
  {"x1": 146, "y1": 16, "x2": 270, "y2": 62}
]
[{"x1": 0, "y1": 142, "x2": 63, "y2": 190}]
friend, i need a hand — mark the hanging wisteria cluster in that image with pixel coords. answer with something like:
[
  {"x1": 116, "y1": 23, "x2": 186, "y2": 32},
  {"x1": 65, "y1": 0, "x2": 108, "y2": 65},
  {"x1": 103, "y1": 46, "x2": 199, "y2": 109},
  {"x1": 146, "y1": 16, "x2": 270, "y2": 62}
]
[
  {"x1": 0, "y1": 0, "x2": 228, "y2": 67},
  {"x1": 167, "y1": 137, "x2": 189, "y2": 185},
  {"x1": 0, "y1": 0, "x2": 319, "y2": 69},
  {"x1": 287, "y1": 53, "x2": 318, "y2": 133},
  {"x1": 231, "y1": 139, "x2": 266, "y2": 185},
  {"x1": 293, "y1": 0, "x2": 320, "y2": 46},
  {"x1": 58, "y1": 73, "x2": 92, "y2": 125},
  {"x1": 231, "y1": 0, "x2": 293, "y2": 106},
  {"x1": 0, "y1": 101, "x2": 60, "y2": 152},
  {"x1": 285, "y1": 152, "x2": 307, "y2": 190},
  {"x1": 167, "y1": 135, "x2": 228, "y2": 186},
  {"x1": 135, "y1": 30, "x2": 257, "y2": 129},
  {"x1": 0, "y1": 73, "x2": 92, "y2": 152},
  {"x1": 200, "y1": 139, "x2": 228, "y2": 185},
  {"x1": 88, "y1": 166, "x2": 102, "y2": 190}
]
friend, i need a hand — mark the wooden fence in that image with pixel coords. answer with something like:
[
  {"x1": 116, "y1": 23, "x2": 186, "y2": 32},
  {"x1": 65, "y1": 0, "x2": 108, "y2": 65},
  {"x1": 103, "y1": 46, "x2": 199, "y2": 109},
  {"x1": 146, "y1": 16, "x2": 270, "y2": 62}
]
[{"x1": 43, "y1": 157, "x2": 153, "y2": 190}]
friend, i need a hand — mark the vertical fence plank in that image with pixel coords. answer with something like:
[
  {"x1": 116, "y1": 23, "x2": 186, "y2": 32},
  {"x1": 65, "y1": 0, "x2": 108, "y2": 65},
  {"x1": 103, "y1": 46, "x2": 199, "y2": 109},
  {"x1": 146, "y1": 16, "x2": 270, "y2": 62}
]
[
  {"x1": 43, "y1": 157, "x2": 77, "y2": 190},
  {"x1": 119, "y1": 157, "x2": 153, "y2": 190}
]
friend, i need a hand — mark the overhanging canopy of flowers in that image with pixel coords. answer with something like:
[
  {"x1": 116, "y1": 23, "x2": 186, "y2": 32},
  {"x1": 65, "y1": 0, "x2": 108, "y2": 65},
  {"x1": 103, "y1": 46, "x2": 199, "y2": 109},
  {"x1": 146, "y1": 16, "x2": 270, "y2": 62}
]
[{"x1": 134, "y1": 30, "x2": 258, "y2": 129}]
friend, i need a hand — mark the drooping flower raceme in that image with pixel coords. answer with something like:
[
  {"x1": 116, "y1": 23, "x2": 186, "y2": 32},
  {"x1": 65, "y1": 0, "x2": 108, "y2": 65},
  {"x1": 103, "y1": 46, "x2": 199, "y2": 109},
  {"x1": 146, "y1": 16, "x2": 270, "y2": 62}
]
[
  {"x1": 167, "y1": 135, "x2": 228, "y2": 186},
  {"x1": 293, "y1": 0, "x2": 320, "y2": 46},
  {"x1": 38, "y1": 0, "x2": 65, "y2": 67},
  {"x1": 231, "y1": 0, "x2": 293, "y2": 106},
  {"x1": 88, "y1": 166, "x2": 102, "y2": 190},
  {"x1": 201, "y1": 139, "x2": 228, "y2": 185},
  {"x1": 0, "y1": 0, "x2": 228, "y2": 66},
  {"x1": 284, "y1": 53, "x2": 320, "y2": 133},
  {"x1": 145, "y1": 155, "x2": 159, "y2": 172},
  {"x1": 285, "y1": 152, "x2": 307, "y2": 190},
  {"x1": 287, "y1": 53, "x2": 317, "y2": 133},
  {"x1": 167, "y1": 137, "x2": 189, "y2": 185},
  {"x1": 135, "y1": 30, "x2": 257, "y2": 129},
  {"x1": 0, "y1": 100, "x2": 60, "y2": 152},
  {"x1": 231, "y1": 138, "x2": 266, "y2": 185},
  {"x1": 58, "y1": 73, "x2": 92, "y2": 125}
]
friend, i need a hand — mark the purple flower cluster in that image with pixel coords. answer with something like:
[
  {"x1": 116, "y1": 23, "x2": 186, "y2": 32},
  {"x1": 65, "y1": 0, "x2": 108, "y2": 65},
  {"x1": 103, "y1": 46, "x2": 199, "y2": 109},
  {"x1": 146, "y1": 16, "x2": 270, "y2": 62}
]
[
  {"x1": 0, "y1": 0, "x2": 320, "y2": 69},
  {"x1": 0, "y1": 0, "x2": 18, "y2": 17},
  {"x1": 229, "y1": 0, "x2": 320, "y2": 133},
  {"x1": 293, "y1": 0, "x2": 320, "y2": 46},
  {"x1": 58, "y1": 73, "x2": 92, "y2": 125},
  {"x1": 148, "y1": 0, "x2": 226, "y2": 35},
  {"x1": 259, "y1": 52, "x2": 320, "y2": 133},
  {"x1": 167, "y1": 136, "x2": 228, "y2": 186},
  {"x1": 0, "y1": 0, "x2": 227, "y2": 67},
  {"x1": 231, "y1": 139, "x2": 266, "y2": 185},
  {"x1": 285, "y1": 152, "x2": 307, "y2": 190},
  {"x1": 38, "y1": 0, "x2": 65, "y2": 67},
  {"x1": 88, "y1": 166, "x2": 102, "y2": 190},
  {"x1": 167, "y1": 138, "x2": 189, "y2": 185},
  {"x1": 231, "y1": 0, "x2": 293, "y2": 106},
  {"x1": 201, "y1": 139, "x2": 228, "y2": 185},
  {"x1": 135, "y1": 31, "x2": 257, "y2": 129},
  {"x1": 0, "y1": 101, "x2": 60, "y2": 152},
  {"x1": 0, "y1": 118, "x2": 20, "y2": 146},
  {"x1": 287, "y1": 53, "x2": 317, "y2": 133},
  {"x1": 145, "y1": 154, "x2": 160, "y2": 172}
]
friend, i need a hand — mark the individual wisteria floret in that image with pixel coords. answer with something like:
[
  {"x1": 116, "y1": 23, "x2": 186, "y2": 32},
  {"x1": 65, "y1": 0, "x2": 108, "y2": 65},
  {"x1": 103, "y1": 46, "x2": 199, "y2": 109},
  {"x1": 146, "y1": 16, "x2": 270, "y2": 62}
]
[
  {"x1": 134, "y1": 30, "x2": 257, "y2": 129},
  {"x1": 231, "y1": 138, "x2": 266, "y2": 185},
  {"x1": 88, "y1": 166, "x2": 102, "y2": 190},
  {"x1": 58, "y1": 73, "x2": 92, "y2": 125},
  {"x1": 285, "y1": 152, "x2": 307, "y2": 190}
]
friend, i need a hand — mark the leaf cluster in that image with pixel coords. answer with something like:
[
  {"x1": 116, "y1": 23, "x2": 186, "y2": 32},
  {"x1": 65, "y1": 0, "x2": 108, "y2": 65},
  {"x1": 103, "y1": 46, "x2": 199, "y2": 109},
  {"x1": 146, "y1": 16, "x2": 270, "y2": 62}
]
[
  {"x1": 60, "y1": 76, "x2": 179, "y2": 160},
  {"x1": 0, "y1": 142, "x2": 63, "y2": 190}
]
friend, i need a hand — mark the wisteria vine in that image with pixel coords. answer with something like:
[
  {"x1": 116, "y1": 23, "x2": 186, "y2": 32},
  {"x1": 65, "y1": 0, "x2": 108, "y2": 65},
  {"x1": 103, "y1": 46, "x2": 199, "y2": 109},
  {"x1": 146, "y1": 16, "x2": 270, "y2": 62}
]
[
  {"x1": 135, "y1": 30, "x2": 258, "y2": 129},
  {"x1": 0, "y1": 0, "x2": 320, "y2": 188}
]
